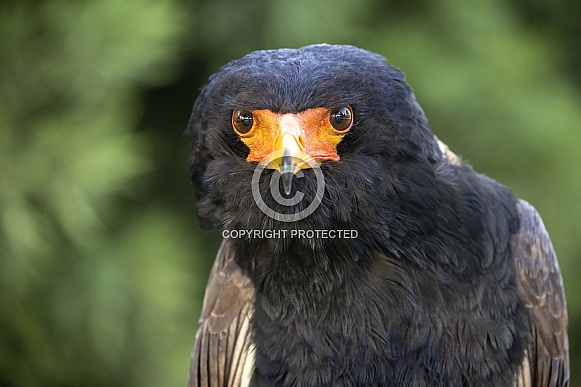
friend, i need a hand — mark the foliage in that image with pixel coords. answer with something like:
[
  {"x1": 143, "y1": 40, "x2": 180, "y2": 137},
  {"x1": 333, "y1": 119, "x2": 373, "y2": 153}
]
[
  {"x1": 0, "y1": 1, "x2": 197, "y2": 386},
  {"x1": 1, "y1": 0, "x2": 579, "y2": 385}
]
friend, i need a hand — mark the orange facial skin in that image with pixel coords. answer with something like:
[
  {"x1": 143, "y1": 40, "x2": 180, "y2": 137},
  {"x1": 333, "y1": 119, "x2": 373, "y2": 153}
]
[{"x1": 234, "y1": 108, "x2": 352, "y2": 170}]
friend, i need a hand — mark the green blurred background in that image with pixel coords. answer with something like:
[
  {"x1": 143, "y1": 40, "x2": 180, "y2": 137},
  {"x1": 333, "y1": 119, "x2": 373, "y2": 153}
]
[{"x1": 1, "y1": 0, "x2": 579, "y2": 385}]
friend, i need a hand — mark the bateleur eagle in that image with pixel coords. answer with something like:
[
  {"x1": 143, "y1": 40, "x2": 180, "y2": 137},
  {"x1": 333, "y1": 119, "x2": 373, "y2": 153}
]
[{"x1": 186, "y1": 44, "x2": 569, "y2": 387}]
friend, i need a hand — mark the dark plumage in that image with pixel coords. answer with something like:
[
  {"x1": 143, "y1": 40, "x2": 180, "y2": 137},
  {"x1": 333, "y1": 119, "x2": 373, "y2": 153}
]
[{"x1": 187, "y1": 44, "x2": 569, "y2": 386}]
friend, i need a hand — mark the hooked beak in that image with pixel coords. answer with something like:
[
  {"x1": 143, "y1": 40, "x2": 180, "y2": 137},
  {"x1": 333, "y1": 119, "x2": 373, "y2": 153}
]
[
  {"x1": 277, "y1": 136, "x2": 306, "y2": 195},
  {"x1": 270, "y1": 117, "x2": 313, "y2": 196}
]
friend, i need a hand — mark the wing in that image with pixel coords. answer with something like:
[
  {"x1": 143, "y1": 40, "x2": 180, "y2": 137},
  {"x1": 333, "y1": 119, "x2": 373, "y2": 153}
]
[
  {"x1": 188, "y1": 239, "x2": 255, "y2": 387},
  {"x1": 512, "y1": 200, "x2": 569, "y2": 387}
]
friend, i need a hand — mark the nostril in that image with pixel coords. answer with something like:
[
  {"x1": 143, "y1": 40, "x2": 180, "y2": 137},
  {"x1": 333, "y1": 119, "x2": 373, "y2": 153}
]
[{"x1": 298, "y1": 135, "x2": 306, "y2": 149}]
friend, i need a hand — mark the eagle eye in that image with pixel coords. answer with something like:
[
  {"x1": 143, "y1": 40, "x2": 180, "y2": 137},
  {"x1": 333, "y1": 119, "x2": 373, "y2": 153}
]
[
  {"x1": 329, "y1": 106, "x2": 353, "y2": 133},
  {"x1": 232, "y1": 110, "x2": 254, "y2": 135}
]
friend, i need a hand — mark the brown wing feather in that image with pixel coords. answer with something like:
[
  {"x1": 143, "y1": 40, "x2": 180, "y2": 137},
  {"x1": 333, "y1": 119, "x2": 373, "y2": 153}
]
[
  {"x1": 512, "y1": 200, "x2": 569, "y2": 386},
  {"x1": 188, "y1": 239, "x2": 255, "y2": 387}
]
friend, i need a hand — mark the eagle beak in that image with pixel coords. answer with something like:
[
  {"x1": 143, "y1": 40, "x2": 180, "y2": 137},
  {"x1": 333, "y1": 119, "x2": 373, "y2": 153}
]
[
  {"x1": 280, "y1": 152, "x2": 294, "y2": 196},
  {"x1": 272, "y1": 128, "x2": 312, "y2": 196}
]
